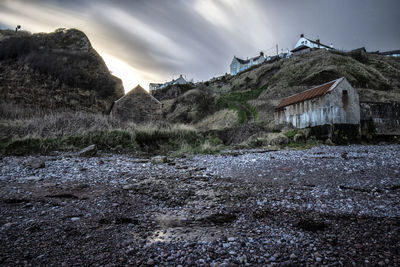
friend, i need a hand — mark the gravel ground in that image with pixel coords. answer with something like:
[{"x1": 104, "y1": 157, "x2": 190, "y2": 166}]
[{"x1": 0, "y1": 144, "x2": 399, "y2": 266}]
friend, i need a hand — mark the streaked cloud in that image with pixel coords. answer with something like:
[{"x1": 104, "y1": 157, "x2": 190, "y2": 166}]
[{"x1": 0, "y1": 0, "x2": 399, "y2": 92}]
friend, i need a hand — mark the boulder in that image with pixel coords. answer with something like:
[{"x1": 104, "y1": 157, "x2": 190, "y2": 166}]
[
  {"x1": 24, "y1": 158, "x2": 45, "y2": 169},
  {"x1": 267, "y1": 133, "x2": 289, "y2": 146},
  {"x1": 294, "y1": 133, "x2": 306, "y2": 143},
  {"x1": 78, "y1": 145, "x2": 97, "y2": 157},
  {"x1": 243, "y1": 132, "x2": 289, "y2": 147},
  {"x1": 151, "y1": 155, "x2": 168, "y2": 164}
]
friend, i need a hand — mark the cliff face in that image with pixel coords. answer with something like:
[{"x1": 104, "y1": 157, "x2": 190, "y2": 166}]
[{"x1": 0, "y1": 28, "x2": 124, "y2": 118}]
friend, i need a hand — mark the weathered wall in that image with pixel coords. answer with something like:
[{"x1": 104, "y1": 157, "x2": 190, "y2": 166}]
[
  {"x1": 310, "y1": 124, "x2": 361, "y2": 144},
  {"x1": 111, "y1": 87, "x2": 162, "y2": 123},
  {"x1": 275, "y1": 79, "x2": 360, "y2": 128},
  {"x1": 360, "y1": 102, "x2": 400, "y2": 135}
]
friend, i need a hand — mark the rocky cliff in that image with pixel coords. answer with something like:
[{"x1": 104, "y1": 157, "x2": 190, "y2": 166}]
[{"x1": 0, "y1": 28, "x2": 124, "y2": 118}]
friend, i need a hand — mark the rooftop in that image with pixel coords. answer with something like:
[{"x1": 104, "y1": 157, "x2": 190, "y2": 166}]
[
  {"x1": 234, "y1": 55, "x2": 264, "y2": 65},
  {"x1": 276, "y1": 77, "x2": 344, "y2": 109}
]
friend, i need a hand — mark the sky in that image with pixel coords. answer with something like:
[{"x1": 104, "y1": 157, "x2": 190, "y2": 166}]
[{"x1": 0, "y1": 0, "x2": 399, "y2": 93}]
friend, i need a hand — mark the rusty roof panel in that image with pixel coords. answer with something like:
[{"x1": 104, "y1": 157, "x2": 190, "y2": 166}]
[{"x1": 276, "y1": 79, "x2": 341, "y2": 109}]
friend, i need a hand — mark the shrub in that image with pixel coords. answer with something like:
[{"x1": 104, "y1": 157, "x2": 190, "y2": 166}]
[
  {"x1": 284, "y1": 130, "x2": 297, "y2": 139},
  {"x1": 0, "y1": 36, "x2": 36, "y2": 60}
]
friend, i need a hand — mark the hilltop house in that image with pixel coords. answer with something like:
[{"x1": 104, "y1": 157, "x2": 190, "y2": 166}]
[
  {"x1": 230, "y1": 52, "x2": 265, "y2": 75},
  {"x1": 291, "y1": 34, "x2": 334, "y2": 56},
  {"x1": 111, "y1": 85, "x2": 162, "y2": 123},
  {"x1": 379, "y1": 50, "x2": 400, "y2": 57},
  {"x1": 275, "y1": 77, "x2": 360, "y2": 129},
  {"x1": 149, "y1": 74, "x2": 187, "y2": 93}
]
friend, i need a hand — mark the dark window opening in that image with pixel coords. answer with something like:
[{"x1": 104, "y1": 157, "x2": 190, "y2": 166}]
[{"x1": 342, "y1": 90, "x2": 349, "y2": 110}]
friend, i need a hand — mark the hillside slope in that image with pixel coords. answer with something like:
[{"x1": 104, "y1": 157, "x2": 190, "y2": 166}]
[
  {"x1": 156, "y1": 49, "x2": 400, "y2": 129},
  {"x1": 0, "y1": 28, "x2": 124, "y2": 118}
]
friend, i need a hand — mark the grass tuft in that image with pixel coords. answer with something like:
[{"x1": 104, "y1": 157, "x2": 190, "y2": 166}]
[{"x1": 0, "y1": 111, "x2": 225, "y2": 155}]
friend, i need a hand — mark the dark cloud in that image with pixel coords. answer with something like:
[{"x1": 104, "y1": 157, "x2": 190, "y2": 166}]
[{"x1": 1, "y1": 0, "x2": 399, "y2": 89}]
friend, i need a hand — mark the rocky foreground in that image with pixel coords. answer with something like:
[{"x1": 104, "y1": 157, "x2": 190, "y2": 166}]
[{"x1": 0, "y1": 145, "x2": 399, "y2": 266}]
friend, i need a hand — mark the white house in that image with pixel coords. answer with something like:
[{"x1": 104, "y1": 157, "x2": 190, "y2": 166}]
[
  {"x1": 291, "y1": 34, "x2": 334, "y2": 55},
  {"x1": 379, "y1": 50, "x2": 400, "y2": 57},
  {"x1": 149, "y1": 74, "x2": 187, "y2": 93},
  {"x1": 230, "y1": 52, "x2": 265, "y2": 75},
  {"x1": 275, "y1": 77, "x2": 360, "y2": 129}
]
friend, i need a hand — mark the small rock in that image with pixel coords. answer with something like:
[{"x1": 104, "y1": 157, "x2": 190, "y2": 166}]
[
  {"x1": 24, "y1": 158, "x2": 45, "y2": 169},
  {"x1": 151, "y1": 156, "x2": 168, "y2": 164},
  {"x1": 146, "y1": 258, "x2": 155, "y2": 266},
  {"x1": 78, "y1": 145, "x2": 97, "y2": 157},
  {"x1": 123, "y1": 184, "x2": 135, "y2": 190},
  {"x1": 325, "y1": 138, "x2": 334, "y2": 146},
  {"x1": 42, "y1": 183, "x2": 57, "y2": 187},
  {"x1": 20, "y1": 176, "x2": 42, "y2": 182}
]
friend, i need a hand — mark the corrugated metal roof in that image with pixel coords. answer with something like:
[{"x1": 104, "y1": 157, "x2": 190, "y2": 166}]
[{"x1": 276, "y1": 78, "x2": 343, "y2": 109}]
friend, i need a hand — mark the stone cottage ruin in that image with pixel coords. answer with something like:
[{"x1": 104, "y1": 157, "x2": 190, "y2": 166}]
[
  {"x1": 110, "y1": 85, "x2": 162, "y2": 123},
  {"x1": 275, "y1": 77, "x2": 360, "y2": 128}
]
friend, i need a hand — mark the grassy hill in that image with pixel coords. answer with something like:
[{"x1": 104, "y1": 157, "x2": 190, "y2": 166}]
[
  {"x1": 0, "y1": 28, "x2": 124, "y2": 118},
  {"x1": 156, "y1": 49, "x2": 400, "y2": 130}
]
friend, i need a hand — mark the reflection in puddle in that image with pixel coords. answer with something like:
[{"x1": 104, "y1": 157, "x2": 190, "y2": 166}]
[{"x1": 147, "y1": 226, "x2": 224, "y2": 244}]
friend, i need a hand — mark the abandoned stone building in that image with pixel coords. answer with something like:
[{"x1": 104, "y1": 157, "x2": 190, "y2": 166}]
[
  {"x1": 110, "y1": 85, "x2": 162, "y2": 123},
  {"x1": 275, "y1": 77, "x2": 360, "y2": 128}
]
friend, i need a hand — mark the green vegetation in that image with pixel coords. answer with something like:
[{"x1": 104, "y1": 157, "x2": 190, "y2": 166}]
[
  {"x1": 284, "y1": 130, "x2": 297, "y2": 139},
  {"x1": 0, "y1": 112, "x2": 224, "y2": 155},
  {"x1": 217, "y1": 85, "x2": 268, "y2": 123},
  {"x1": 172, "y1": 134, "x2": 224, "y2": 156},
  {"x1": 1, "y1": 130, "x2": 136, "y2": 155}
]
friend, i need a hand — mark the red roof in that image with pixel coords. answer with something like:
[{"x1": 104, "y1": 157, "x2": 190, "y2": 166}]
[{"x1": 276, "y1": 78, "x2": 342, "y2": 109}]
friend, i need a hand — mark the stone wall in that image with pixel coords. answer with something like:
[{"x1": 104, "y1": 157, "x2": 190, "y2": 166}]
[
  {"x1": 360, "y1": 102, "x2": 400, "y2": 136},
  {"x1": 110, "y1": 86, "x2": 162, "y2": 123},
  {"x1": 310, "y1": 124, "x2": 361, "y2": 144}
]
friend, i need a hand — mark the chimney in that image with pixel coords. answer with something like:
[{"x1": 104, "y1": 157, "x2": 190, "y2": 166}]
[
  {"x1": 260, "y1": 51, "x2": 264, "y2": 57},
  {"x1": 300, "y1": 33, "x2": 304, "y2": 38},
  {"x1": 316, "y1": 39, "x2": 320, "y2": 44},
  {"x1": 179, "y1": 74, "x2": 183, "y2": 78}
]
